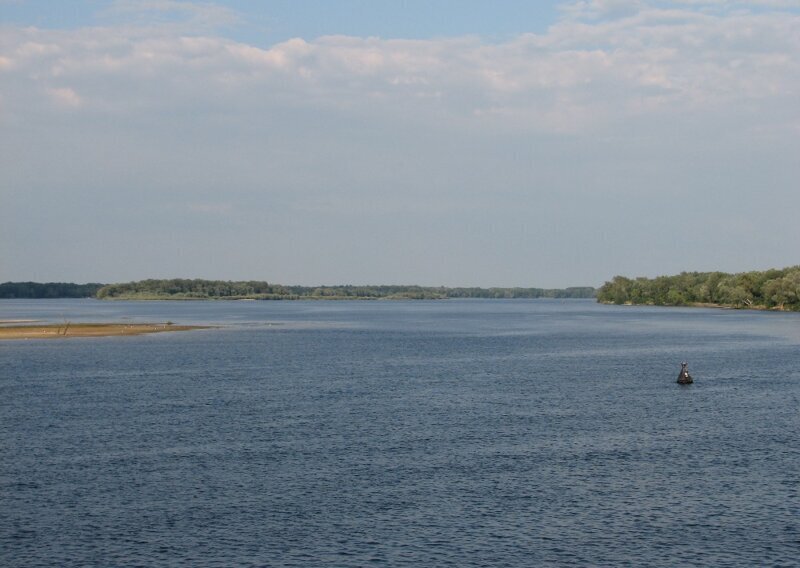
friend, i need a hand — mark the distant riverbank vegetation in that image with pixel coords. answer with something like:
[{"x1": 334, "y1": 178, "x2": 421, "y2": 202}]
[
  {"x1": 6, "y1": 269, "x2": 800, "y2": 310},
  {"x1": 0, "y1": 282, "x2": 104, "y2": 299},
  {"x1": 597, "y1": 267, "x2": 800, "y2": 311},
  {"x1": 93, "y1": 279, "x2": 596, "y2": 301}
]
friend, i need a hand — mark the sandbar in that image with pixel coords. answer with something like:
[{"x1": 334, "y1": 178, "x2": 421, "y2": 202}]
[{"x1": 0, "y1": 323, "x2": 211, "y2": 340}]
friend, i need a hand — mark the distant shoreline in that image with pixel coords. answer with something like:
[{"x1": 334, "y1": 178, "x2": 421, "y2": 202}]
[
  {"x1": 1, "y1": 280, "x2": 596, "y2": 301},
  {"x1": 0, "y1": 296, "x2": 598, "y2": 302}
]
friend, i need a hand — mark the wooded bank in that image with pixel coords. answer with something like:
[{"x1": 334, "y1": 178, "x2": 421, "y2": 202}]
[
  {"x1": 596, "y1": 267, "x2": 800, "y2": 310},
  {"x1": 94, "y1": 280, "x2": 596, "y2": 300}
]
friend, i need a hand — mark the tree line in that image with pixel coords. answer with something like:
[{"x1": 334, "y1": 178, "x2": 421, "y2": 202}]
[
  {"x1": 596, "y1": 266, "x2": 800, "y2": 310},
  {"x1": 8, "y1": 270, "x2": 800, "y2": 308},
  {"x1": 0, "y1": 281, "x2": 104, "y2": 299},
  {"x1": 93, "y1": 279, "x2": 597, "y2": 300}
]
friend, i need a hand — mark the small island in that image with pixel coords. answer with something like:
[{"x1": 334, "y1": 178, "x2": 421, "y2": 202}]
[
  {"x1": 87, "y1": 280, "x2": 595, "y2": 301},
  {"x1": 0, "y1": 280, "x2": 596, "y2": 301},
  {"x1": 0, "y1": 322, "x2": 210, "y2": 340}
]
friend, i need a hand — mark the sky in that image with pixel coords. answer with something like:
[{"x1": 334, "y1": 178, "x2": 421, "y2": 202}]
[{"x1": 1, "y1": 0, "x2": 799, "y2": 288}]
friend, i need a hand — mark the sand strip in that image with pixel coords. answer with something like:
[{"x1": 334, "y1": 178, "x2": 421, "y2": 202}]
[{"x1": 0, "y1": 323, "x2": 211, "y2": 340}]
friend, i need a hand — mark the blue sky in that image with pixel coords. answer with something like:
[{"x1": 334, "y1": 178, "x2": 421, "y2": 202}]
[
  {"x1": 2, "y1": 1, "x2": 799, "y2": 287},
  {"x1": 2, "y1": 1, "x2": 559, "y2": 42}
]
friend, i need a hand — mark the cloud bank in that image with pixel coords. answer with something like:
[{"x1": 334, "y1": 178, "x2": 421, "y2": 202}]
[{"x1": 2, "y1": 1, "x2": 799, "y2": 285}]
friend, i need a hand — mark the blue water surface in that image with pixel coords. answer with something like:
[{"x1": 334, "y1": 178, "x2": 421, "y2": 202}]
[{"x1": 1, "y1": 299, "x2": 799, "y2": 566}]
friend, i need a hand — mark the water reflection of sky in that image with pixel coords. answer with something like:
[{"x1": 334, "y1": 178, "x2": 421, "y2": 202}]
[{"x1": 1, "y1": 298, "x2": 799, "y2": 343}]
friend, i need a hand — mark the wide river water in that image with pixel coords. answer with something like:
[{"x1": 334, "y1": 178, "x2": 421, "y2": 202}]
[{"x1": 1, "y1": 299, "x2": 799, "y2": 566}]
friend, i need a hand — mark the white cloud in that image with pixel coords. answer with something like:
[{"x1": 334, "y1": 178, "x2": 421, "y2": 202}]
[
  {"x1": 1, "y1": 3, "x2": 796, "y2": 134},
  {"x1": 1, "y1": 1, "x2": 798, "y2": 284},
  {"x1": 47, "y1": 86, "x2": 82, "y2": 108}
]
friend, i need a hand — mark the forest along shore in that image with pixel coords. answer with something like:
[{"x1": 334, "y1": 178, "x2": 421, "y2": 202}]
[
  {"x1": 0, "y1": 323, "x2": 210, "y2": 340},
  {"x1": 596, "y1": 266, "x2": 800, "y2": 311}
]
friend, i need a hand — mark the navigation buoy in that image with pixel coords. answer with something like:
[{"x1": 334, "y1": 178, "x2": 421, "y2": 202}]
[{"x1": 677, "y1": 362, "x2": 693, "y2": 385}]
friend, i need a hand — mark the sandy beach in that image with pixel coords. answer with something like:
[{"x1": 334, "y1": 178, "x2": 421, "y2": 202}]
[{"x1": 0, "y1": 323, "x2": 210, "y2": 340}]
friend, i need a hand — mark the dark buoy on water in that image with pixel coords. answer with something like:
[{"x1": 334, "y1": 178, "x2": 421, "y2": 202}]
[{"x1": 677, "y1": 362, "x2": 693, "y2": 384}]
